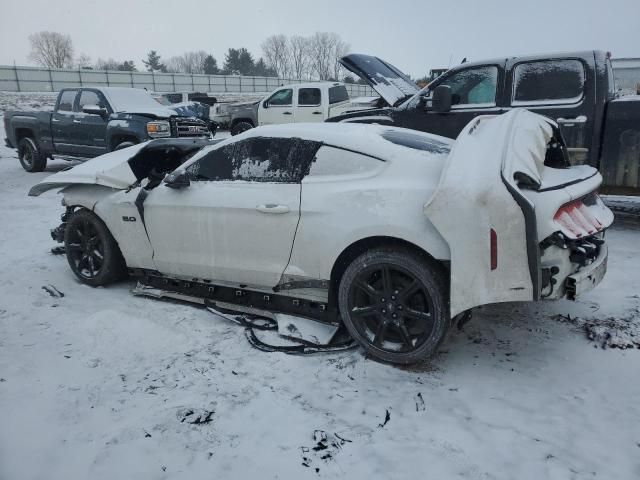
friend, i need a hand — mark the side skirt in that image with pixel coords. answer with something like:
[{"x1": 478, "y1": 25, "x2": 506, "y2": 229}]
[{"x1": 129, "y1": 269, "x2": 341, "y2": 325}]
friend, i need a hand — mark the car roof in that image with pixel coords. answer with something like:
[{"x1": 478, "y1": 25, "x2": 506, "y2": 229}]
[
  {"x1": 275, "y1": 82, "x2": 343, "y2": 89},
  {"x1": 442, "y1": 50, "x2": 601, "y2": 72},
  {"x1": 220, "y1": 123, "x2": 452, "y2": 161}
]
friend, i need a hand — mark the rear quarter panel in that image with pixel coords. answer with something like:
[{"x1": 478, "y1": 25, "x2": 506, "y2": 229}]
[{"x1": 286, "y1": 151, "x2": 450, "y2": 284}]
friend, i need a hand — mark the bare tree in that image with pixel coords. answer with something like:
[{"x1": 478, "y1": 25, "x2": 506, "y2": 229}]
[
  {"x1": 166, "y1": 51, "x2": 209, "y2": 73},
  {"x1": 261, "y1": 34, "x2": 291, "y2": 78},
  {"x1": 28, "y1": 31, "x2": 74, "y2": 68},
  {"x1": 288, "y1": 35, "x2": 310, "y2": 79},
  {"x1": 75, "y1": 54, "x2": 93, "y2": 69}
]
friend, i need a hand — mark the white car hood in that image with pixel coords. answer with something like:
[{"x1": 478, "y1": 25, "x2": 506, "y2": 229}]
[{"x1": 28, "y1": 143, "x2": 146, "y2": 196}]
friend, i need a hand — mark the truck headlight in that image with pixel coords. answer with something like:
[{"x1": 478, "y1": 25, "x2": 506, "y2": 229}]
[{"x1": 147, "y1": 120, "x2": 171, "y2": 138}]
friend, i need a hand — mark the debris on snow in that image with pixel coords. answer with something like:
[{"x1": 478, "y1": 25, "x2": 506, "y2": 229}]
[
  {"x1": 177, "y1": 408, "x2": 214, "y2": 425},
  {"x1": 378, "y1": 409, "x2": 391, "y2": 428},
  {"x1": 42, "y1": 284, "x2": 64, "y2": 298},
  {"x1": 301, "y1": 430, "x2": 351, "y2": 471},
  {"x1": 415, "y1": 392, "x2": 426, "y2": 412},
  {"x1": 552, "y1": 313, "x2": 640, "y2": 349}
]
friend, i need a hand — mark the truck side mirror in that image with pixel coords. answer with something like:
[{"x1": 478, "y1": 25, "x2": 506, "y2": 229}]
[
  {"x1": 82, "y1": 104, "x2": 107, "y2": 117},
  {"x1": 432, "y1": 85, "x2": 452, "y2": 113},
  {"x1": 262, "y1": 100, "x2": 269, "y2": 109}
]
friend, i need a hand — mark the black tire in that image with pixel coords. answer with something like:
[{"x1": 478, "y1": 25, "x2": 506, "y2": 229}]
[
  {"x1": 18, "y1": 137, "x2": 47, "y2": 172},
  {"x1": 338, "y1": 248, "x2": 449, "y2": 365},
  {"x1": 231, "y1": 121, "x2": 254, "y2": 136},
  {"x1": 64, "y1": 209, "x2": 127, "y2": 287},
  {"x1": 114, "y1": 140, "x2": 137, "y2": 151}
]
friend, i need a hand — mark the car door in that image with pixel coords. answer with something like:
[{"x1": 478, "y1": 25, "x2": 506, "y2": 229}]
[
  {"x1": 258, "y1": 88, "x2": 294, "y2": 125},
  {"x1": 142, "y1": 137, "x2": 303, "y2": 289},
  {"x1": 398, "y1": 64, "x2": 506, "y2": 138},
  {"x1": 51, "y1": 89, "x2": 78, "y2": 155},
  {"x1": 295, "y1": 87, "x2": 324, "y2": 123},
  {"x1": 504, "y1": 57, "x2": 594, "y2": 165},
  {"x1": 72, "y1": 89, "x2": 110, "y2": 157}
]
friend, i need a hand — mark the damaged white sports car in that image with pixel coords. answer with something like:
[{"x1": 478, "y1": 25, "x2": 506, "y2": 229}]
[{"x1": 30, "y1": 109, "x2": 614, "y2": 364}]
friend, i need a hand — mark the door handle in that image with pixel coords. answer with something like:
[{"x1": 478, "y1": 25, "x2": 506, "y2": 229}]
[
  {"x1": 256, "y1": 204, "x2": 290, "y2": 214},
  {"x1": 556, "y1": 115, "x2": 587, "y2": 125},
  {"x1": 282, "y1": 111, "x2": 292, "y2": 115},
  {"x1": 73, "y1": 119, "x2": 81, "y2": 123},
  {"x1": 52, "y1": 118, "x2": 60, "y2": 122},
  {"x1": 312, "y1": 111, "x2": 322, "y2": 115}
]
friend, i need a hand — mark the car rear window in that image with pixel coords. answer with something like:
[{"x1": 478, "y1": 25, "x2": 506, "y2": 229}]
[
  {"x1": 329, "y1": 86, "x2": 349, "y2": 104},
  {"x1": 380, "y1": 130, "x2": 451, "y2": 154}
]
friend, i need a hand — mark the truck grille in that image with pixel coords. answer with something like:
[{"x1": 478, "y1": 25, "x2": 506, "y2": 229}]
[{"x1": 172, "y1": 118, "x2": 210, "y2": 138}]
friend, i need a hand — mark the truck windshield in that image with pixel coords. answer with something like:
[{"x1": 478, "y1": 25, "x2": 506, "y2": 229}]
[
  {"x1": 103, "y1": 88, "x2": 167, "y2": 112},
  {"x1": 329, "y1": 86, "x2": 349, "y2": 104}
]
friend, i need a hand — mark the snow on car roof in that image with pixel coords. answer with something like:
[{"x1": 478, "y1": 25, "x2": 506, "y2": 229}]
[{"x1": 215, "y1": 123, "x2": 453, "y2": 161}]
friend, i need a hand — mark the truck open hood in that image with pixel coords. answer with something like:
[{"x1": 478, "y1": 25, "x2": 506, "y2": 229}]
[{"x1": 339, "y1": 54, "x2": 420, "y2": 107}]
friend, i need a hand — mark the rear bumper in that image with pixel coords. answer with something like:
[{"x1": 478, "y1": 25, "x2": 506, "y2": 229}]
[{"x1": 565, "y1": 244, "x2": 608, "y2": 300}]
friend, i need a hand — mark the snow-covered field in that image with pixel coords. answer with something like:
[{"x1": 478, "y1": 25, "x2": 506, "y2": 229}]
[{"x1": 1, "y1": 94, "x2": 639, "y2": 480}]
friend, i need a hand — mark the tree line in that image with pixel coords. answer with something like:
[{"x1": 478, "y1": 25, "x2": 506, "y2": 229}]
[{"x1": 26, "y1": 31, "x2": 359, "y2": 82}]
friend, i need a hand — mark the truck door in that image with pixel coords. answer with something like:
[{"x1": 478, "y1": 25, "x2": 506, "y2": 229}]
[
  {"x1": 259, "y1": 88, "x2": 295, "y2": 125},
  {"x1": 72, "y1": 89, "x2": 110, "y2": 157},
  {"x1": 504, "y1": 57, "x2": 594, "y2": 165},
  {"x1": 51, "y1": 89, "x2": 78, "y2": 155},
  {"x1": 398, "y1": 64, "x2": 506, "y2": 139},
  {"x1": 295, "y1": 87, "x2": 324, "y2": 123}
]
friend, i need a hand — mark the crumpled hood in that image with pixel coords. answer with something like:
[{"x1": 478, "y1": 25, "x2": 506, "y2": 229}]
[{"x1": 29, "y1": 143, "x2": 146, "y2": 196}]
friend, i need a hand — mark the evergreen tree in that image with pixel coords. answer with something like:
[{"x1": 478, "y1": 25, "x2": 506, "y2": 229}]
[
  {"x1": 142, "y1": 50, "x2": 166, "y2": 72},
  {"x1": 203, "y1": 55, "x2": 219, "y2": 75},
  {"x1": 117, "y1": 60, "x2": 137, "y2": 72}
]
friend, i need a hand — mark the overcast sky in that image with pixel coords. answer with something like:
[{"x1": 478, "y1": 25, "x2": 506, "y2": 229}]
[{"x1": 0, "y1": 0, "x2": 638, "y2": 77}]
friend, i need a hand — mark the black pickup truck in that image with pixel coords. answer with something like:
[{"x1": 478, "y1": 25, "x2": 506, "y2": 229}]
[
  {"x1": 4, "y1": 87, "x2": 212, "y2": 172},
  {"x1": 333, "y1": 51, "x2": 640, "y2": 194}
]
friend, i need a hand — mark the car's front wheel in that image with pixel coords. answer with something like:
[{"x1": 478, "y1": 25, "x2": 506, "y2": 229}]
[
  {"x1": 64, "y1": 209, "x2": 127, "y2": 286},
  {"x1": 338, "y1": 248, "x2": 449, "y2": 365}
]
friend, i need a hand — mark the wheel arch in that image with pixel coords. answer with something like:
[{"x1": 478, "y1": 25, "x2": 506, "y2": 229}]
[
  {"x1": 328, "y1": 235, "x2": 449, "y2": 307},
  {"x1": 231, "y1": 117, "x2": 255, "y2": 128}
]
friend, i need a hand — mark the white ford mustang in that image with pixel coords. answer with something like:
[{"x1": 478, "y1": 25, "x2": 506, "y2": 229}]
[{"x1": 30, "y1": 109, "x2": 613, "y2": 364}]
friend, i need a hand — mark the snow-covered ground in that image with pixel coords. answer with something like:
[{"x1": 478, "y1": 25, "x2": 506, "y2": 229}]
[{"x1": 1, "y1": 95, "x2": 639, "y2": 480}]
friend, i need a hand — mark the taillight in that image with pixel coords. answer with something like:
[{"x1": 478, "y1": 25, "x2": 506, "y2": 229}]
[{"x1": 553, "y1": 193, "x2": 611, "y2": 239}]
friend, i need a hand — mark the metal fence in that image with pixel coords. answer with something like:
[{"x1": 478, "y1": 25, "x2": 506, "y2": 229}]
[{"x1": 0, "y1": 64, "x2": 377, "y2": 98}]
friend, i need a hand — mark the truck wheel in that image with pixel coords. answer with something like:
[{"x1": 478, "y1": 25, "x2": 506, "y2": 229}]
[
  {"x1": 64, "y1": 209, "x2": 127, "y2": 287},
  {"x1": 114, "y1": 140, "x2": 137, "y2": 151},
  {"x1": 338, "y1": 248, "x2": 449, "y2": 365},
  {"x1": 18, "y1": 137, "x2": 47, "y2": 172},
  {"x1": 231, "y1": 121, "x2": 254, "y2": 136}
]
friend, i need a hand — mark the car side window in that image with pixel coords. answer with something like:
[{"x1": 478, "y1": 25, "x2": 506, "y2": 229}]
[
  {"x1": 267, "y1": 89, "x2": 292, "y2": 106},
  {"x1": 186, "y1": 138, "x2": 320, "y2": 183},
  {"x1": 437, "y1": 66, "x2": 498, "y2": 107},
  {"x1": 57, "y1": 90, "x2": 77, "y2": 112},
  {"x1": 298, "y1": 88, "x2": 321, "y2": 106},
  {"x1": 307, "y1": 146, "x2": 380, "y2": 177},
  {"x1": 512, "y1": 59, "x2": 585, "y2": 105},
  {"x1": 78, "y1": 90, "x2": 105, "y2": 110}
]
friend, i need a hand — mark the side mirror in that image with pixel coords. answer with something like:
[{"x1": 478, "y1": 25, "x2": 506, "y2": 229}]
[
  {"x1": 262, "y1": 100, "x2": 269, "y2": 109},
  {"x1": 164, "y1": 171, "x2": 190, "y2": 189},
  {"x1": 82, "y1": 104, "x2": 107, "y2": 116},
  {"x1": 432, "y1": 85, "x2": 452, "y2": 113}
]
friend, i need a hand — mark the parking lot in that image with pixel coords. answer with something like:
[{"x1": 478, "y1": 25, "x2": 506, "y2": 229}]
[{"x1": 1, "y1": 93, "x2": 639, "y2": 479}]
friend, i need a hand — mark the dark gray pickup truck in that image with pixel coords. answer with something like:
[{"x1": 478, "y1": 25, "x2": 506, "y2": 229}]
[
  {"x1": 333, "y1": 50, "x2": 640, "y2": 194},
  {"x1": 4, "y1": 87, "x2": 212, "y2": 172}
]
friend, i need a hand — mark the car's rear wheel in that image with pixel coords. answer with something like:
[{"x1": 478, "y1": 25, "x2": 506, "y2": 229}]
[
  {"x1": 114, "y1": 140, "x2": 137, "y2": 151},
  {"x1": 64, "y1": 209, "x2": 127, "y2": 287},
  {"x1": 338, "y1": 248, "x2": 449, "y2": 365},
  {"x1": 231, "y1": 121, "x2": 254, "y2": 136},
  {"x1": 18, "y1": 137, "x2": 47, "y2": 172}
]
